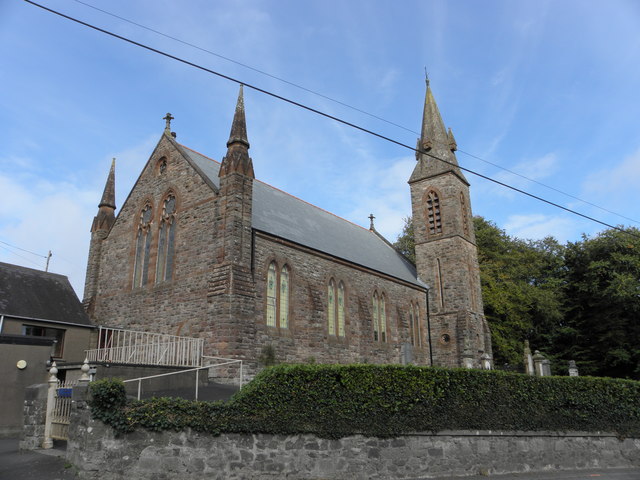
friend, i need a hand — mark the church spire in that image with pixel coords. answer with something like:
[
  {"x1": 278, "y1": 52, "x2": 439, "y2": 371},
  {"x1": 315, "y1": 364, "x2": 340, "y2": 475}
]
[
  {"x1": 91, "y1": 159, "x2": 117, "y2": 233},
  {"x1": 219, "y1": 85, "x2": 254, "y2": 178},
  {"x1": 410, "y1": 80, "x2": 467, "y2": 184}
]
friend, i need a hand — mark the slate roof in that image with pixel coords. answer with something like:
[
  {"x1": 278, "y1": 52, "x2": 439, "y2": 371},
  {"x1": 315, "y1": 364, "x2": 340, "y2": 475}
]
[
  {"x1": 177, "y1": 144, "x2": 424, "y2": 288},
  {"x1": 0, "y1": 262, "x2": 93, "y2": 327}
]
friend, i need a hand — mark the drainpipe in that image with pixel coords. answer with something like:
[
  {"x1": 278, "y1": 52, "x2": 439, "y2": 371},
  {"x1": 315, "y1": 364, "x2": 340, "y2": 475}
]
[{"x1": 425, "y1": 289, "x2": 433, "y2": 366}]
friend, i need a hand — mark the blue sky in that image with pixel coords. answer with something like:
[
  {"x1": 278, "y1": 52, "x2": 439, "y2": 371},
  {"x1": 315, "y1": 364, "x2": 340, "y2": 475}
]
[{"x1": 1, "y1": 0, "x2": 639, "y2": 295}]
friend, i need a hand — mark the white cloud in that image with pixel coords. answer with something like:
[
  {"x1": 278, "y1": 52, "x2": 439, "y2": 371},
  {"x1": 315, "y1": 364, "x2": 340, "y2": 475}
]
[
  {"x1": 582, "y1": 148, "x2": 640, "y2": 200},
  {"x1": 0, "y1": 173, "x2": 95, "y2": 296},
  {"x1": 0, "y1": 135, "x2": 158, "y2": 297},
  {"x1": 475, "y1": 152, "x2": 558, "y2": 201},
  {"x1": 503, "y1": 213, "x2": 579, "y2": 243}
]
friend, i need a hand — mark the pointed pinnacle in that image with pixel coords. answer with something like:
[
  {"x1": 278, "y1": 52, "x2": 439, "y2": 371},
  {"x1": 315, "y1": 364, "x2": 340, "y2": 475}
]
[
  {"x1": 98, "y1": 158, "x2": 116, "y2": 209},
  {"x1": 448, "y1": 127, "x2": 457, "y2": 152},
  {"x1": 226, "y1": 85, "x2": 250, "y2": 149}
]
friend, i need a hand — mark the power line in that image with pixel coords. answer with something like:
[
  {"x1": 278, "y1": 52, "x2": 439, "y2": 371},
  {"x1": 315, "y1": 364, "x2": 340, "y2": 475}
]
[
  {"x1": 69, "y1": 0, "x2": 640, "y2": 228},
  {"x1": 70, "y1": 0, "x2": 415, "y2": 136},
  {"x1": 0, "y1": 244, "x2": 46, "y2": 268},
  {"x1": 0, "y1": 239, "x2": 48, "y2": 258},
  {"x1": 22, "y1": 0, "x2": 640, "y2": 240}
]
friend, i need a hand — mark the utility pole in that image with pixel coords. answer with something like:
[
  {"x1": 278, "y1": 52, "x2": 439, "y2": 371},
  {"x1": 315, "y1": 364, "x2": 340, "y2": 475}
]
[{"x1": 45, "y1": 250, "x2": 52, "y2": 272}]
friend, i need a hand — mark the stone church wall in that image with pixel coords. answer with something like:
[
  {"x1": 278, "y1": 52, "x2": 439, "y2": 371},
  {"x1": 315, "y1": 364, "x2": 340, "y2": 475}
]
[
  {"x1": 89, "y1": 138, "x2": 218, "y2": 338},
  {"x1": 250, "y1": 233, "x2": 431, "y2": 366}
]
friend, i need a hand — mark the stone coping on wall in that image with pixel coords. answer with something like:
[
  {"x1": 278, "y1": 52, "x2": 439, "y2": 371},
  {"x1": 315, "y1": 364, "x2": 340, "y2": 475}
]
[{"x1": 413, "y1": 430, "x2": 624, "y2": 438}]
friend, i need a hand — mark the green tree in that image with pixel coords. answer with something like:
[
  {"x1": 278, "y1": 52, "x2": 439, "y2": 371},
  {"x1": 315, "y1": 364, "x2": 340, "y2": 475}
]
[
  {"x1": 473, "y1": 217, "x2": 566, "y2": 369},
  {"x1": 394, "y1": 216, "x2": 415, "y2": 264},
  {"x1": 561, "y1": 228, "x2": 640, "y2": 378},
  {"x1": 394, "y1": 216, "x2": 566, "y2": 369}
]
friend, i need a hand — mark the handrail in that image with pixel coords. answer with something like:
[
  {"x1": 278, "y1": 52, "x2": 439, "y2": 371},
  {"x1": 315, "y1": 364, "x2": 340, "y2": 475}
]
[{"x1": 122, "y1": 358, "x2": 243, "y2": 401}]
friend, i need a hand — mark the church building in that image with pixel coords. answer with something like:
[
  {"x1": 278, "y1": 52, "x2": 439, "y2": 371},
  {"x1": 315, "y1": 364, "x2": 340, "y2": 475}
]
[{"x1": 83, "y1": 82, "x2": 492, "y2": 372}]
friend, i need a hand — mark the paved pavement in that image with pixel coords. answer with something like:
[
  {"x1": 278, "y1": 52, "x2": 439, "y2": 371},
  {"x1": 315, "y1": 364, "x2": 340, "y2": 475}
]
[
  {"x1": 1, "y1": 436, "x2": 639, "y2": 479},
  {"x1": 0, "y1": 438, "x2": 77, "y2": 479}
]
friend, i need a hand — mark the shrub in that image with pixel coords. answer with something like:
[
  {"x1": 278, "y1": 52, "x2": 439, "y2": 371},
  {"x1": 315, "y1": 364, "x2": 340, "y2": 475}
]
[{"x1": 88, "y1": 365, "x2": 640, "y2": 438}]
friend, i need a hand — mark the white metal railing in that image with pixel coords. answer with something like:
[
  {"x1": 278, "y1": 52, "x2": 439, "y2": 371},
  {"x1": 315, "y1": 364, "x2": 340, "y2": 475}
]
[
  {"x1": 85, "y1": 326, "x2": 204, "y2": 368},
  {"x1": 123, "y1": 357, "x2": 243, "y2": 401}
]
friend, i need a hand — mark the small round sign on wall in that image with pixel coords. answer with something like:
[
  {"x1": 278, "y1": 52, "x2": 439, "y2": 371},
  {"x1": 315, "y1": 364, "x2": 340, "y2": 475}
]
[{"x1": 16, "y1": 360, "x2": 27, "y2": 370}]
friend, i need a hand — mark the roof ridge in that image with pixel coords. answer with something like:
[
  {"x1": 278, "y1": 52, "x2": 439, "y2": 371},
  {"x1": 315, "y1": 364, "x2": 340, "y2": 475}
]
[
  {"x1": 0, "y1": 261, "x2": 68, "y2": 280},
  {"x1": 178, "y1": 143, "x2": 373, "y2": 233}
]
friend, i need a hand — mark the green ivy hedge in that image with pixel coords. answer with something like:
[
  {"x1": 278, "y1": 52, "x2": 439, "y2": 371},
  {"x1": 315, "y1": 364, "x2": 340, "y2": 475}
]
[{"x1": 89, "y1": 364, "x2": 640, "y2": 438}]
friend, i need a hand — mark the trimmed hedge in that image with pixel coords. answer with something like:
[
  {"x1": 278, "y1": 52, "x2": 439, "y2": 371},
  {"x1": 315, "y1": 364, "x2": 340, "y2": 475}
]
[{"x1": 89, "y1": 364, "x2": 640, "y2": 438}]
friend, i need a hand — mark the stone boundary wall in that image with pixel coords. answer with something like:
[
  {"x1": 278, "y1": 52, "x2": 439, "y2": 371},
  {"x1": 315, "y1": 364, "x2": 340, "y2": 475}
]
[{"x1": 66, "y1": 387, "x2": 640, "y2": 480}]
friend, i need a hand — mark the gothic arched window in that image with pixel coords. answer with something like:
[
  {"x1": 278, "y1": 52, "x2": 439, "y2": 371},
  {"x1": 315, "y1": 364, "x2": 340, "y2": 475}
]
[
  {"x1": 372, "y1": 291, "x2": 387, "y2": 343},
  {"x1": 409, "y1": 302, "x2": 422, "y2": 347},
  {"x1": 425, "y1": 190, "x2": 442, "y2": 235},
  {"x1": 327, "y1": 279, "x2": 346, "y2": 338},
  {"x1": 133, "y1": 203, "x2": 153, "y2": 288},
  {"x1": 266, "y1": 262, "x2": 277, "y2": 327},
  {"x1": 337, "y1": 281, "x2": 345, "y2": 337},
  {"x1": 156, "y1": 193, "x2": 177, "y2": 283},
  {"x1": 266, "y1": 261, "x2": 290, "y2": 329},
  {"x1": 327, "y1": 279, "x2": 336, "y2": 335},
  {"x1": 279, "y1": 265, "x2": 290, "y2": 329}
]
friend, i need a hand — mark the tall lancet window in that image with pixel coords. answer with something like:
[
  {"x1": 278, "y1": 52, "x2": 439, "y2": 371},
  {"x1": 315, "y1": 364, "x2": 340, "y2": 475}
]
[
  {"x1": 409, "y1": 302, "x2": 422, "y2": 347},
  {"x1": 265, "y1": 261, "x2": 291, "y2": 329},
  {"x1": 372, "y1": 291, "x2": 387, "y2": 343},
  {"x1": 133, "y1": 203, "x2": 153, "y2": 288},
  {"x1": 460, "y1": 192, "x2": 470, "y2": 237},
  {"x1": 327, "y1": 279, "x2": 336, "y2": 335},
  {"x1": 425, "y1": 190, "x2": 442, "y2": 235},
  {"x1": 327, "y1": 279, "x2": 346, "y2": 338},
  {"x1": 279, "y1": 265, "x2": 290, "y2": 329},
  {"x1": 337, "y1": 281, "x2": 345, "y2": 337},
  {"x1": 266, "y1": 262, "x2": 277, "y2": 327},
  {"x1": 156, "y1": 193, "x2": 177, "y2": 283}
]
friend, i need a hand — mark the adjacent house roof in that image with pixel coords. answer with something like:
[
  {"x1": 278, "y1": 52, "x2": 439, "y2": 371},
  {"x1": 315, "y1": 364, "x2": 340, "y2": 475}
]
[
  {"x1": 0, "y1": 262, "x2": 93, "y2": 327},
  {"x1": 176, "y1": 143, "x2": 424, "y2": 288}
]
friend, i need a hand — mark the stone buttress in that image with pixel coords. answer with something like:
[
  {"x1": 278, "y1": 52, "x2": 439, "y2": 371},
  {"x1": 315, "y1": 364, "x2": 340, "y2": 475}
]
[{"x1": 208, "y1": 86, "x2": 258, "y2": 364}]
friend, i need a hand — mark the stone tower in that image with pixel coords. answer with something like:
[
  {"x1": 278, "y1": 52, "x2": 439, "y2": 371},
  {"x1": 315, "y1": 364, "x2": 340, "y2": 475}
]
[
  {"x1": 83, "y1": 158, "x2": 116, "y2": 314},
  {"x1": 409, "y1": 80, "x2": 492, "y2": 367},
  {"x1": 208, "y1": 85, "x2": 257, "y2": 361}
]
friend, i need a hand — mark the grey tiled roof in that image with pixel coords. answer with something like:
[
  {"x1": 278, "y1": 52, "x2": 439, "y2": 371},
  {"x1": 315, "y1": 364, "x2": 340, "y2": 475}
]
[
  {"x1": 178, "y1": 145, "x2": 423, "y2": 288},
  {"x1": 0, "y1": 262, "x2": 93, "y2": 326}
]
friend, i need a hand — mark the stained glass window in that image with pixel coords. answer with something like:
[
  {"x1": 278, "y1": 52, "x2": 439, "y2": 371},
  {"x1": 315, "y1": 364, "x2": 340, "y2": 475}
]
[
  {"x1": 373, "y1": 292, "x2": 379, "y2": 341},
  {"x1": 156, "y1": 194, "x2": 177, "y2": 283},
  {"x1": 279, "y1": 265, "x2": 289, "y2": 329},
  {"x1": 266, "y1": 262, "x2": 277, "y2": 327},
  {"x1": 328, "y1": 279, "x2": 336, "y2": 336},
  {"x1": 409, "y1": 308, "x2": 415, "y2": 346},
  {"x1": 411, "y1": 303, "x2": 422, "y2": 347},
  {"x1": 133, "y1": 204, "x2": 152, "y2": 288},
  {"x1": 337, "y1": 282, "x2": 345, "y2": 337},
  {"x1": 380, "y1": 294, "x2": 387, "y2": 342}
]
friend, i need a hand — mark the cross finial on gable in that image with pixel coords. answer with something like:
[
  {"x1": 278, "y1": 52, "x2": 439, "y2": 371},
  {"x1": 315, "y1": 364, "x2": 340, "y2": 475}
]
[
  {"x1": 369, "y1": 213, "x2": 375, "y2": 230},
  {"x1": 163, "y1": 113, "x2": 174, "y2": 134}
]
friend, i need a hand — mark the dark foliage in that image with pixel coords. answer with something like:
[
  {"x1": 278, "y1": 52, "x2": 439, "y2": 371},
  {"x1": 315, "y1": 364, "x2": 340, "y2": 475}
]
[{"x1": 89, "y1": 366, "x2": 640, "y2": 439}]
